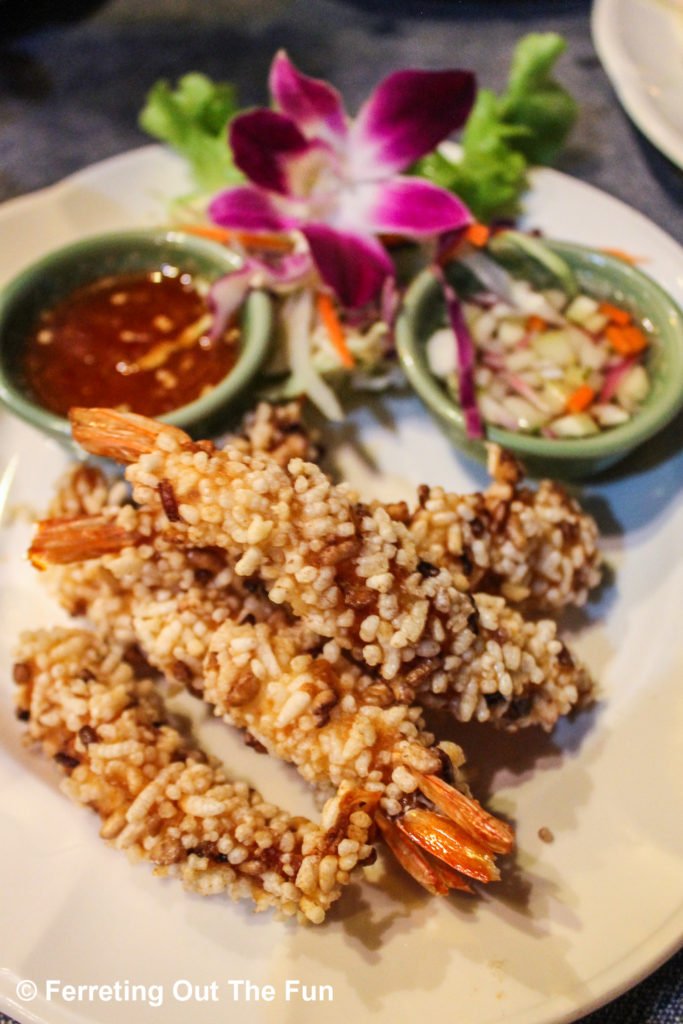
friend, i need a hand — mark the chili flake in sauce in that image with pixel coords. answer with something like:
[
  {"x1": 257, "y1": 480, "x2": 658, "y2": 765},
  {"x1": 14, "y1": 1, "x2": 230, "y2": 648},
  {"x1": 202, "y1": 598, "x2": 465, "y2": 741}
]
[{"x1": 21, "y1": 265, "x2": 239, "y2": 417}]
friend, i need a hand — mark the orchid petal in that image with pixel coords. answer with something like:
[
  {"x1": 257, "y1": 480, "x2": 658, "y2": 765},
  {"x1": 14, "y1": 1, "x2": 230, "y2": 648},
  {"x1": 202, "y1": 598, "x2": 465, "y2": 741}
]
[
  {"x1": 208, "y1": 266, "x2": 254, "y2": 339},
  {"x1": 350, "y1": 69, "x2": 475, "y2": 177},
  {"x1": 208, "y1": 185, "x2": 293, "y2": 232},
  {"x1": 269, "y1": 50, "x2": 348, "y2": 148},
  {"x1": 209, "y1": 252, "x2": 315, "y2": 338},
  {"x1": 256, "y1": 250, "x2": 315, "y2": 286},
  {"x1": 301, "y1": 224, "x2": 394, "y2": 308},
  {"x1": 230, "y1": 108, "x2": 340, "y2": 201},
  {"x1": 229, "y1": 109, "x2": 316, "y2": 195},
  {"x1": 363, "y1": 177, "x2": 472, "y2": 237}
]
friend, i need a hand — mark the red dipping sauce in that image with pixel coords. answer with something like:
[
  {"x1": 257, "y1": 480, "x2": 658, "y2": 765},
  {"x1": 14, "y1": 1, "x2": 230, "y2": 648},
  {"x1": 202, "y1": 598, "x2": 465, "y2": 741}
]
[{"x1": 21, "y1": 265, "x2": 239, "y2": 417}]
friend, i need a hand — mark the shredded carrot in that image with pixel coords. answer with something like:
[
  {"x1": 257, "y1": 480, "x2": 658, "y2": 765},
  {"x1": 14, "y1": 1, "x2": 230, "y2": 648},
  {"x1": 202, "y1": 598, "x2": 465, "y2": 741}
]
[
  {"x1": 180, "y1": 223, "x2": 233, "y2": 244},
  {"x1": 316, "y1": 292, "x2": 355, "y2": 369},
  {"x1": 599, "y1": 301, "x2": 632, "y2": 327},
  {"x1": 438, "y1": 222, "x2": 490, "y2": 264},
  {"x1": 465, "y1": 222, "x2": 490, "y2": 247},
  {"x1": 526, "y1": 314, "x2": 548, "y2": 333},
  {"x1": 605, "y1": 323, "x2": 648, "y2": 356},
  {"x1": 566, "y1": 384, "x2": 596, "y2": 413},
  {"x1": 601, "y1": 248, "x2": 646, "y2": 265},
  {"x1": 180, "y1": 224, "x2": 294, "y2": 252}
]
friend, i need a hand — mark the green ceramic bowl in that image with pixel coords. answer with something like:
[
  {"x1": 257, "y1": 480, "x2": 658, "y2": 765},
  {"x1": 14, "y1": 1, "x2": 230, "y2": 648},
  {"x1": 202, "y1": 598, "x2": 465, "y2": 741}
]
[
  {"x1": 396, "y1": 240, "x2": 683, "y2": 478},
  {"x1": 0, "y1": 229, "x2": 272, "y2": 443}
]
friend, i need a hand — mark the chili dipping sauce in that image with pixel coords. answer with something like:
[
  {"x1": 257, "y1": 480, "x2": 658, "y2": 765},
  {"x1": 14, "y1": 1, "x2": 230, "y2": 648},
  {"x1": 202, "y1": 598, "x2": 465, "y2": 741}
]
[{"x1": 21, "y1": 265, "x2": 239, "y2": 417}]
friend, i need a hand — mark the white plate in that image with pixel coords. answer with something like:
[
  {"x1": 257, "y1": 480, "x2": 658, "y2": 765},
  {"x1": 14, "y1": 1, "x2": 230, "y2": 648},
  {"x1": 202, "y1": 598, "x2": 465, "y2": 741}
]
[
  {"x1": 592, "y1": 0, "x2": 683, "y2": 169},
  {"x1": 0, "y1": 146, "x2": 682, "y2": 1024}
]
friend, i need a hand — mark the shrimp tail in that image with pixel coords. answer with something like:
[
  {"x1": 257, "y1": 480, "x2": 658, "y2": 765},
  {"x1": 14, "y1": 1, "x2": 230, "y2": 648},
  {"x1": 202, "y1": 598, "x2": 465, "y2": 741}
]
[
  {"x1": 376, "y1": 809, "x2": 473, "y2": 895},
  {"x1": 383, "y1": 768, "x2": 513, "y2": 890},
  {"x1": 395, "y1": 808, "x2": 501, "y2": 884},
  {"x1": 415, "y1": 772, "x2": 515, "y2": 855},
  {"x1": 29, "y1": 515, "x2": 136, "y2": 569},
  {"x1": 69, "y1": 407, "x2": 192, "y2": 462}
]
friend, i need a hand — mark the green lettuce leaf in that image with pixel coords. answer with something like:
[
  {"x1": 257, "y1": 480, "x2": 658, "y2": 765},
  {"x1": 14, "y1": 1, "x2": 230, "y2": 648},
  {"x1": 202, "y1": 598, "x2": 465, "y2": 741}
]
[
  {"x1": 502, "y1": 32, "x2": 579, "y2": 165},
  {"x1": 139, "y1": 73, "x2": 243, "y2": 192},
  {"x1": 416, "y1": 89, "x2": 530, "y2": 224},
  {"x1": 414, "y1": 32, "x2": 578, "y2": 223}
]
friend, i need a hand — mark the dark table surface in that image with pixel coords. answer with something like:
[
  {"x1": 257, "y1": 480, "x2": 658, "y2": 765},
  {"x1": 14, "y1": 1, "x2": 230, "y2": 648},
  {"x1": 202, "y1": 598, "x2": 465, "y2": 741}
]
[{"x1": 0, "y1": 1, "x2": 681, "y2": 1022}]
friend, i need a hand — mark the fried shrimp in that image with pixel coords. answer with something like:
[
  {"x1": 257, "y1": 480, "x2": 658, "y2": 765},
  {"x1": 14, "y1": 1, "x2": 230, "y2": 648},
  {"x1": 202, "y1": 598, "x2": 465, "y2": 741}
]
[
  {"x1": 67, "y1": 407, "x2": 481, "y2": 690},
  {"x1": 15, "y1": 406, "x2": 606, "y2": 920},
  {"x1": 29, "y1": 523, "x2": 515, "y2": 894},
  {"x1": 13, "y1": 627, "x2": 376, "y2": 923},
  {"x1": 398, "y1": 446, "x2": 602, "y2": 611},
  {"x1": 224, "y1": 398, "x2": 322, "y2": 466},
  {"x1": 202, "y1": 616, "x2": 514, "y2": 891},
  {"x1": 33, "y1": 505, "x2": 594, "y2": 733},
  {"x1": 33, "y1": 417, "x2": 596, "y2": 733},
  {"x1": 29, "y1": 468, "x2": 516, "y2": 895}
]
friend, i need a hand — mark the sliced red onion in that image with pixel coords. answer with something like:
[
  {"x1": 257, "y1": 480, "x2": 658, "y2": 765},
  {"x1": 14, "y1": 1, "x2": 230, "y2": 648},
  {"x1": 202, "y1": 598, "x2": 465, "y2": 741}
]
[
  {"x1": 501, "y1": 371, "x2": 551, "y2": 413},
  {"x1": 599, "y1": 356, "x2": 637, "y2": 403},
  {"x1": 481, "y1": 351, "x2": 505, "y2": 372}
]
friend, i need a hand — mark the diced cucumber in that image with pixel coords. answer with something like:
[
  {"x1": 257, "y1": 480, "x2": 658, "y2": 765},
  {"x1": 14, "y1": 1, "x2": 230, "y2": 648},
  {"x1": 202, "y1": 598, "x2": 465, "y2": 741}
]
[
  {"x1": 426, "y1": 328, "x2": 456, "y2": 378},
  {"x1": 551, "y1": 413, "x2": 600, "y2": 437},
  {"x1": 497, "y1": 320, "x2": 527, "y2": 347},
  {"x1": 474, "y1": 365, "x2": 493, "y2": 387},
  {"x1": 583, "y1": 311, "x2": 610, "y2": 334},
  {"x1": 565, "y1": 364, "x2": 589, "y2": 390},
  {"x1": 501, "y1": 395, "x2": 549, "y2": 431},
  {"x1": 541, "y1": 381, "x2": 572, "y2": 415},
  {"x1": 506, "y1": 348, "x2": 536, "y2": 372},
  {"x1": 532, "y1": 330, "x2": 576, "y2": 366},
  {"x1": 510, "y1": 279, "x2": 563, "y2": 322},
  {"x1": 542, "y1": 288, "x2": 569, "y2": 312},
  {"x1": 565, "y1": 294, "x2": 600, "y2": 324},
  {"x1": 615, "y1": 365, "x2": 650, "y2": 411},
  {"x1": 573, "y1": 331, "x2": 609, "y2": 370},
  {"x1": 470, "y1": 310, "x2": 499, "y2": 344},
  {"x1": 592, "y1": 403, "x2": 631, "y2": 426}
]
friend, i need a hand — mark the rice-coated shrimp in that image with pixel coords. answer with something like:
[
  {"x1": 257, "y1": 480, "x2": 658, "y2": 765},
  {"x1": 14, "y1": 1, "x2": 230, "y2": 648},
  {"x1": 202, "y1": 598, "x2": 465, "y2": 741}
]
[
  {"x1": 14, "y1": 627, "x2": 375, "y2": 923},
  {"x1": 202, "y1": 616, "x2": 514, "y2": 890},
  {"x1": 33, "y1": 455, "x2": 596, "y2": 731},
  {"x1": 68, "y1": 408, "x2": 480, "y2": 690},
  {"x1": 28, "y1": 479, "x2": 515, "y2": 894},
  {"x1": 405, "y1": 445, "x2": 601, "y2": 611}
]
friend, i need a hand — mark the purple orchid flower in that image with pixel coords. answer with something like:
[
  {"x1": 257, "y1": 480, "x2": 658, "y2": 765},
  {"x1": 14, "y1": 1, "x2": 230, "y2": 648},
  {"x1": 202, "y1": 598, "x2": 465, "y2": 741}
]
[{"x1": 208, "y1": 51, "x2": 475, "y2": 308}]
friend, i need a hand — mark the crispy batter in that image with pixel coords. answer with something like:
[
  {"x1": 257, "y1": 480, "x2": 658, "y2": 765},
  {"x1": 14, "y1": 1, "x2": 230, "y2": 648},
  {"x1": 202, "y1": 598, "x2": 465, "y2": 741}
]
[
  {"x1": 14, "y1": 626, "x2": 374, "y2": 923},
  {"x1": 408, "y1": 445, "x2": 602, "y2": 611},
  {"x1": 30, "y1": 444, "x2": 517, "y2": 893},
  {"x1": 224, "y1": 399, "x2": 322, "y2": 466},
  {"x1": 37, "y1": 449, "x2": 597, "y2": 732}
]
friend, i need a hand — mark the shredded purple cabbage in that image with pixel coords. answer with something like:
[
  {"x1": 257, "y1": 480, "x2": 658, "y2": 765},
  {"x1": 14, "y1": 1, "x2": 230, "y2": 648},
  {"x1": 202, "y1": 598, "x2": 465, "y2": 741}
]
[{"x1": 434, "y1": 264, "x2": 484, "y2": 438}]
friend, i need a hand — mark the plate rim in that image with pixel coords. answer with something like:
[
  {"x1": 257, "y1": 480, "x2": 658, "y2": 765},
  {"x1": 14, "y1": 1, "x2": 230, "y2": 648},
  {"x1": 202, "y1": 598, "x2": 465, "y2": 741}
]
[{"x1": 591, "y1": 0, "x2": 683, "y2": 169}]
